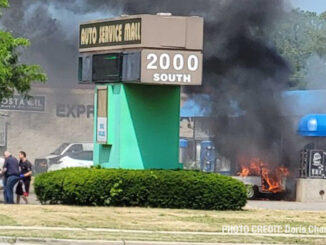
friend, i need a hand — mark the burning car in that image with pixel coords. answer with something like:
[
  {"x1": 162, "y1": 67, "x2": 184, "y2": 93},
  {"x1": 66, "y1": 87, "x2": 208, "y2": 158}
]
[
  {"x1": 34, "y1": 143, "x2": 93, "y2": 174},
  {"x1": 233, "y1": 158, "x2": 289, "y2": 199}
]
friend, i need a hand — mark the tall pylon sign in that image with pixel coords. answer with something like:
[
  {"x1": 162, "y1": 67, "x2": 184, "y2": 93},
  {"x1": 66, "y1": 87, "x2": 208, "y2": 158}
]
[{"x1": 78, "y1": 14, "x2": 203, "y2": 169}]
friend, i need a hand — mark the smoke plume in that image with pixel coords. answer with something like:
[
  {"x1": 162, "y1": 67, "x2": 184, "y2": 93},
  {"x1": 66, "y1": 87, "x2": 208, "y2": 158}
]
[{"x1": 1, "y1": 0, "x2": 296, "y2": 166}]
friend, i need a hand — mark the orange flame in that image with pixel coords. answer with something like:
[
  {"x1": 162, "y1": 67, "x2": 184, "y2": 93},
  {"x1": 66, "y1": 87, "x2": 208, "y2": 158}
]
[
  {"x1": 238, "y1": 158, "x2": 262, "y2": 176},
  {"x1": 239, "y1": 167, "x2": 250, "y2": 176},
  {"x1": 238, "y1": 158, "x2": 289, "y2": 193}
]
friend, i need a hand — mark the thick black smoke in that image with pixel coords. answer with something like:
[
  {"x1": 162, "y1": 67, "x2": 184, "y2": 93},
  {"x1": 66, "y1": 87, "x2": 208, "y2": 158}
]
[
  {"x1": 196, "y1": 1, "x2": 295, "y2": 168},
  {"x1": 122, "y1": 0, "x2": 296, "y2": 168},
  {"x1": 1, "y1": 0, "x2": 121, "y2": 88},
  {"x1": 191, "y1": 1, "x2": 293, "y2": 166},
  {"x1": 123, "y1": 0, "x2": 294, "y2": 167},
  {"x1": 2, "y1": 0, "x2": 296, "y2": 167}
]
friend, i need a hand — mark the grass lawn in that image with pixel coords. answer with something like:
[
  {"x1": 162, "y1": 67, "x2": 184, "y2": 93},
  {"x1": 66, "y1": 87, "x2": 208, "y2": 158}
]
[{"x1": 0, "y1": 205, "x2": 325, "y2": 244}]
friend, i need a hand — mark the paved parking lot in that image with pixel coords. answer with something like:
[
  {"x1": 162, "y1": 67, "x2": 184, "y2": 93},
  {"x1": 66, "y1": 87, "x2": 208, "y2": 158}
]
[
  {"x1": 0, "y1": 186, "x2": 39, "y2": 205},
  {"x1": 246, "y1": 200, "x2": 326, "y2": 210}
]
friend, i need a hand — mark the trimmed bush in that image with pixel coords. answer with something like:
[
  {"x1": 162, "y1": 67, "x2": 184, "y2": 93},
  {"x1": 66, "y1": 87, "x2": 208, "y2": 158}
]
[{"x1": 34, "y1": 168, "x2": 247, "y2": 210}]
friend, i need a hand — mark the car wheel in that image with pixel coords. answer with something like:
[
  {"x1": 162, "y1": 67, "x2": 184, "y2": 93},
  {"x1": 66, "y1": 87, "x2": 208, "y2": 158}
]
[{"x1": 246, "y1": 185, "x2": 259, "y2": 200}]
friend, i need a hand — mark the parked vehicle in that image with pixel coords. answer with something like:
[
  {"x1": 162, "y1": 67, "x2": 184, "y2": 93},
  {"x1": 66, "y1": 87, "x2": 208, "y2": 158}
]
[
  {"x1": 48, "y1": 151, "x2": 93, "y2": 172},
  {"x1": 233, "y1": 175, "x2": 287, "y2": 200},
  {"x1": 34, "y1": 143, "x2": 93, "y2": 174}
]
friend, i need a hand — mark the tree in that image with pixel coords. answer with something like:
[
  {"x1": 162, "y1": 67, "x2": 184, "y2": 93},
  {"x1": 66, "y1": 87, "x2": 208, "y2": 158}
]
[
  {"x1": 269, "y1": 9, "x2": 326, "y2": 89},
  {"x1": 0, "y1": 0, "x2": 46, "y2": 100}
]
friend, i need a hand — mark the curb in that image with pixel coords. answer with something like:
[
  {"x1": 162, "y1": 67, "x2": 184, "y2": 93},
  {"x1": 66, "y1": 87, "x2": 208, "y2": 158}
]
[
  {"x1": 0, "y1": 237, "x2": 264, "y2": 245},
  {"x1": 0, "y1": 226, "x2": 325, "y2": 238}
]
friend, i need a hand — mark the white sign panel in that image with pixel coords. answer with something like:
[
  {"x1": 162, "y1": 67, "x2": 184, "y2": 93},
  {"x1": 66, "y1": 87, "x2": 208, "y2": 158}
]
[
  {"x1": 97, "y1": 117, "x2": 107, "y2": 143},
  {"x1": 141, "y1": 49, "x2": 203, "y2": 85}
]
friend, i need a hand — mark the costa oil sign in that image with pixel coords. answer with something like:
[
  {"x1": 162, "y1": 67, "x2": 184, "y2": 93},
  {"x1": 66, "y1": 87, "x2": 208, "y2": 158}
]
[{"x1": 0, "y1": 95, "x2": 45, "y2": 112}]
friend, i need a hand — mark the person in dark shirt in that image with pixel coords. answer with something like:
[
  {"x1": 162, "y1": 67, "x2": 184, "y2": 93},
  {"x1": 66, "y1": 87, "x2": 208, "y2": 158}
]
[
  {"x1": 3, "y1": 151, "x2": 21, "y2": 204},
  {"x1": 16, "y1": 151, "x2": 32, "y2": 204}
]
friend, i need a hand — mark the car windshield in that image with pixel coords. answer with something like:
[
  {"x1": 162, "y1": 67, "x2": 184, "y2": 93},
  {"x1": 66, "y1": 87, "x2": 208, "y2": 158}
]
[
  {"x1": 51, "y1": 143, "x2": 70, "y2": 155},
  {"x1": 69, "y1": 151, "x2": 93, "y2": 161}
]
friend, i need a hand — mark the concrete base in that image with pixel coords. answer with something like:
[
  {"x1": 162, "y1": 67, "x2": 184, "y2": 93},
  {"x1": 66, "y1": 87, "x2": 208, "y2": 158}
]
[{"x1": 296, "y1": 178, "x2": 326, "y2": 202}]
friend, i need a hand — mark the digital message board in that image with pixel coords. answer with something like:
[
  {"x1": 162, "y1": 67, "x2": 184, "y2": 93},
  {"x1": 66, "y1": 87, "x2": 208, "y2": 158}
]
[{"x1": 92, "y1": 53, "x2": 122, "y2": 82}]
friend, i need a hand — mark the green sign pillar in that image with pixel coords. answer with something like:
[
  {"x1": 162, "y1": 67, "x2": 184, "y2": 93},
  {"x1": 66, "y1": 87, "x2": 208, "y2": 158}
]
[
  {"x1": 93, "y1": 84, "x2": 181, "y2": 169},
  {"x1": 79, "y1": 14, "x2": 203, "y2": 170}
]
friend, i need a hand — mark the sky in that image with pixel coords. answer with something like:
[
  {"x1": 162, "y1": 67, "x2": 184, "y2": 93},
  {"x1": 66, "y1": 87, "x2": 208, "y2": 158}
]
[{"x1": 291, "y1": 0, "x2": 326, "y2": 14}]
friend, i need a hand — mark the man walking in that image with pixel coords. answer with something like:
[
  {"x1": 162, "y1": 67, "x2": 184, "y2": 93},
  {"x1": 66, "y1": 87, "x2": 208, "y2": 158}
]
[
  {"x1": 3, "y1": 151, "x2": 20, "y2": 204},
  {"x1": 16, "y1": 151, "x2": 32, "y2": 204}
]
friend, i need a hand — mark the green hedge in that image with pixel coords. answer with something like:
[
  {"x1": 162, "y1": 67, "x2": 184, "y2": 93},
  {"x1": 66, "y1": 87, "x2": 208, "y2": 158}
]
[{"x1": 34, "y1": 168, "x2": 247, "y2": 210}]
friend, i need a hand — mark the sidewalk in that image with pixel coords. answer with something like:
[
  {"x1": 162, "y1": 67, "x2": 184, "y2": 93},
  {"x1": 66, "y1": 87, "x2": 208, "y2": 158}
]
[
  {"x1": 0, "y1": 225, "x2": 325, "y2": 238},
  {"x1": 246, "y1": 200, "x2": 326, "y2": 210},
  {"x1": 0, "y1": 187, "x2": 39, "y2": 205},
  {"x1": 0, "y1": 237, "x2": 291, "y2": 245}
]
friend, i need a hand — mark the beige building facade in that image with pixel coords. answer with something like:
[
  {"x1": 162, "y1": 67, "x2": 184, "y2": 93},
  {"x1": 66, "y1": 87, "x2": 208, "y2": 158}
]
[
  {"x1": 0, "y1": 86, "x2": 95, "y2": 162},
  {"x1": 0, "y1": 87, "x2": 194, "y2": 164}
]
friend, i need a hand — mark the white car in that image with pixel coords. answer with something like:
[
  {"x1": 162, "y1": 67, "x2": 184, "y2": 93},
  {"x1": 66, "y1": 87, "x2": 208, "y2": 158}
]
[
  {"x1": 34, "y1": 143, "x2": 93, "y2": 173},
  {"x1": 48, "y1": 151, "x2": 93, "y2": 172}
]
